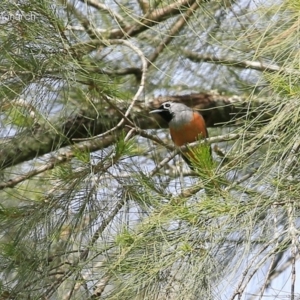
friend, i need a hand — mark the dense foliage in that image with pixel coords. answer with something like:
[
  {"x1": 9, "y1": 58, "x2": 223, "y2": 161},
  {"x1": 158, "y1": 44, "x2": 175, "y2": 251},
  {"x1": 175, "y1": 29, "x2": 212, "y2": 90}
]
[{"x1": 0, "y1": 0, "x2": 300, "y2": 299}]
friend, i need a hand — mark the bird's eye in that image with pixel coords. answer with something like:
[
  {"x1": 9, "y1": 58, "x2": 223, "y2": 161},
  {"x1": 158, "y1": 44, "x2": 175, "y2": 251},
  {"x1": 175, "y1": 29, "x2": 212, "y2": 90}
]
[{"x1": 164, "y1": 103, "x2": 170, "y2": 108}]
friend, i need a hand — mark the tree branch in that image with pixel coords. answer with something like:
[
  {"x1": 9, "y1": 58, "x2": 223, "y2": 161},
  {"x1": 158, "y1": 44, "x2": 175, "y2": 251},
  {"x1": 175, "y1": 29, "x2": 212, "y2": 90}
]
[
  {"x1": 62, "y1": 0, "x2": 99, "y2": 41},
  {"x1": 0, "y1": 92, "x2": 274, "y2": 170},
  {"x1": 0, "y1": 135, "x2": 117, "y2": 190},
  {"x1": 81, "y1": 0, "x2": 129, "y2": 28},
  {"x1": 108, "y1": 0, "x2": 201, "y2": 39},
  {"x1": 181, "y1": 49, "x2": 300, "y2": 75},
  {"x1": 148, "y1": 1, "x2": 200, "y2": 65}
]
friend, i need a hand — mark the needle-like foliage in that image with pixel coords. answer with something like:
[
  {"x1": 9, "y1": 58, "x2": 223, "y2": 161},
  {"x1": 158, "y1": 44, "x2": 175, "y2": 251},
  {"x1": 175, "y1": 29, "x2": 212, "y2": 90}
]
[{"x1": 0, "y1": 0, "x2": 300, "y2": 299}]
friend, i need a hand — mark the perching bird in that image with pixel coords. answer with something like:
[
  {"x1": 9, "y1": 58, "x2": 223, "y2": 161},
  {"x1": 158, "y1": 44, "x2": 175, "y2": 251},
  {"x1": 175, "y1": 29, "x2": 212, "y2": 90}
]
[{"x1": 150, "y1": 101, "x2": 211, "y2": 169}]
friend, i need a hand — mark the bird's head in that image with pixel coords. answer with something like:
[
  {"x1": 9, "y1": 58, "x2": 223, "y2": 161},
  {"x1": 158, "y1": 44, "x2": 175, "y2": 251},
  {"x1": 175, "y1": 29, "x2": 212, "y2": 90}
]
[{"x1": 150, "y1": 101, "x2": 192, "y2": 123}]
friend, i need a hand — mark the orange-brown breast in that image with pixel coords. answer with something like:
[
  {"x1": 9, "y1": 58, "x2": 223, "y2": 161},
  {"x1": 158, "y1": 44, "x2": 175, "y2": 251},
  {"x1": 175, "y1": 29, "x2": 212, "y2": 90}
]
[
  {"x1": 170, "y1": 112, "x2": 208, "y2": 147},
  {"x1": 170, "y1": 112, "x2": 208, "y2": 165}
]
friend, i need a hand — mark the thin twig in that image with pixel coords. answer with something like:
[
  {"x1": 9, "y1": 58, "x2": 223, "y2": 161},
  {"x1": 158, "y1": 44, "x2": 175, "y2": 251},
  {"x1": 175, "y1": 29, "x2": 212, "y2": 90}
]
[
  {"x1": 149, "y1": 149, "x2": 179, "y2": 177},
  {"x1": 225, "y1": 168, "x2": 258, "y2": 191},
  {"x1": 262, "y1": 254, "x2": 300, "y2": 286},
  {"x1": 137, "y1": 0, "x2": 149, "y2": 14},
  {"x1": 73, "y1": 39, "x2": 147, "y2": 141},
  {"x1": 80, "y1": 0, "x2": 129, "y2": 28},
  {"x1": 77, "y1": 193, "x2": 130, "y2": 298},
  {"x1": 97, "y1": 93, "x2": 135, "y2": 127},
  {"x1": 257, "y1": 206, "x2": 280, "y2": 299},
  {"x1": 62, "y1": 0, "x2": 99, "y2": 40},
  {"x1": 90, "y1": 275, "x2": 111, "y2": 299},
  {"x1": 230, "y1": 231, "x2": 288, "y2": 300},
  {"x1": 121, "y1": 0, "x2": 198, "y2": 39},
  {"x1": 129, "y1": 126, "x2": 174, "y2": 151},
  {"x1": 283, "y1": 137, "x2": 300, "y2": 176},
  {"x1": 287, "y1": 201, "x2": 296, "y2": 300},
  {"x1": 148, "y1": 1, "x2": 200, "y2": 65},
  {"x1": 43, "y1": 167, "x2": 129, "y2": 298}
]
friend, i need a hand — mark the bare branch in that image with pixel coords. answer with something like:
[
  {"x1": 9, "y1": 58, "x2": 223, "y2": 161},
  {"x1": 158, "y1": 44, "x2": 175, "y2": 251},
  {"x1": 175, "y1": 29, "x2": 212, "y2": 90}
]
[
  {"x1": 137, "y1": 0, "x2": 150, "y2": 14},
  {"x1": 181, "y1": 49, "x2": 300, "y2": 75},
  {"x1": 0, "y1": 135, "x2": 117, "y2": 190},
  {"x1": 67, "y1": 0, "x2": 195, "y2": 41},
  {"x1": 108, "y1": 0, "x2": 201, "y2": 39},
  {"x1": 2, "y1": 127, "x2": 263, "y2": 191},
  {"x1": 80, "y1": 0, "x2": 129, "y2": 28}
]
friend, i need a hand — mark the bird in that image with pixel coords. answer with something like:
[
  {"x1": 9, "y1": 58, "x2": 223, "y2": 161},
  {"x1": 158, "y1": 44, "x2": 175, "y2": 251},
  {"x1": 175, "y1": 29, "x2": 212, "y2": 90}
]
[{"x1": 150, "y1": 101, "x2": 211, "y2": 169}]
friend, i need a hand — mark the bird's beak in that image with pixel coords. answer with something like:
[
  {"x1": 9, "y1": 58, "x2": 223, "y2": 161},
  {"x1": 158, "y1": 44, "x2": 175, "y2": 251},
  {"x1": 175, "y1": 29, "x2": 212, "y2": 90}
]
[{"x1": 150, "y1": 109, "x2": 164, "y2": 114}]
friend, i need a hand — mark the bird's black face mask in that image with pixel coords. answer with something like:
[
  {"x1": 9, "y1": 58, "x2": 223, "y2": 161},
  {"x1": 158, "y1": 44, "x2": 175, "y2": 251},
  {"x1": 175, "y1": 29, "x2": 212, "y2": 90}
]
[{"x1": 150, "y1": 105, "x2": 173, "y2": 123}]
